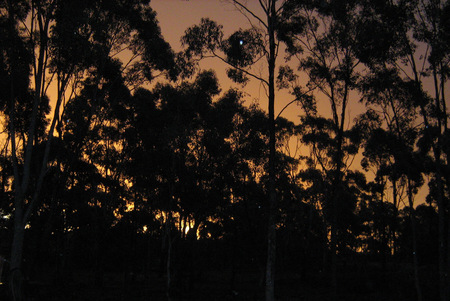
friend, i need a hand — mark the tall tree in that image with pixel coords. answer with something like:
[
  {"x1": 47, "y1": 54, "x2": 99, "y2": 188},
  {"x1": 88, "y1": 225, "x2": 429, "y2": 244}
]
[
  {"x1": 352, "y1": 0, "x2": 449, "y2": 299},
  {"x1": 181, "y1": 1, "x2": 295, "y2": 299},
  {"x1": 357, "y1": 61, "x2": 428, "y2": 300},
  {"x1": 279, "y1": 0, "x2": 363, "y2": 295},
  {"x1": 0, "y1": 0, "x2": 175, "y2": 299}
]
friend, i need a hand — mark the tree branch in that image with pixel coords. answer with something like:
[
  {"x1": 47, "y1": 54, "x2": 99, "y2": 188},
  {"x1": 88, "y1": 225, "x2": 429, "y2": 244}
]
[
  {"x1": 276, "y1": 84, "x2": 317, "y2": 119},
  {"x1": 258, "y1": 0, "x2": 268, "y2": 14},
  {"x1": 23, "y1": 75, "x2": 68, "y2": 223},
  {"x1": 232, "y1": 0, "x2": 268, "y2": 29},
  {"x1": 211, "y1": 50, "x2": 269, "y2": 86}
]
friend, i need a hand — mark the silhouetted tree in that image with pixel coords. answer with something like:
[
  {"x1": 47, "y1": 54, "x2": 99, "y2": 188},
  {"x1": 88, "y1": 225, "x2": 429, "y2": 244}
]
[
  {"x1": 0, "y1": 0, "x2": 175, "y2": 299},
  {"x1": 180, "y1": 1, "x2": 304, "y2": 298},
  {"x1": 352, "y1": 0, "x2": 449, "y2": 299},
  {"x1": 280, "y1": 1, "x2": 364, "y2": 295}
]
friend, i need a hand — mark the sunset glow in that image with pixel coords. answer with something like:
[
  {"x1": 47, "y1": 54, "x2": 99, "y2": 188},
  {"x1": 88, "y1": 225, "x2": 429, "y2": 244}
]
[{"x1": 1, "y1": 1, "x2": 448, "y2": 300}]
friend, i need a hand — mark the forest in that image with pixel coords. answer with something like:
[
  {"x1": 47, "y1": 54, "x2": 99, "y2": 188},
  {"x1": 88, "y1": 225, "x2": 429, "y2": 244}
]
[{"x1": 0, "y1": 0, "x2": 449, "y2": 300}]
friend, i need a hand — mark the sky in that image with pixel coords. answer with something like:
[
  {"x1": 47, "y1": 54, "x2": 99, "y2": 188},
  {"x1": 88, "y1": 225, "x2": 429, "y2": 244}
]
[
  {"x1": 150, "y1": 0, "x2": 367, "y2": 123},
  {"x1": 149, "y1": 0, "x2": 368, "y2": 167},
  {"x1": 150, "y1": 0, "x2": 311, "y2": 122},
  {"x1": 151, "y1": 0, "x2": 256, "y2": 50},
  {"x1": 149, "y1": 0, "x2": 434, "y2": 206}
]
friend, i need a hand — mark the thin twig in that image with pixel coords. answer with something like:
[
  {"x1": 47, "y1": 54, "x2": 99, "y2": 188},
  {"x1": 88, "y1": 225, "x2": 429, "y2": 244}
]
[{"x1": 232, "y1": 0, "x2": 268, "y2": 29}]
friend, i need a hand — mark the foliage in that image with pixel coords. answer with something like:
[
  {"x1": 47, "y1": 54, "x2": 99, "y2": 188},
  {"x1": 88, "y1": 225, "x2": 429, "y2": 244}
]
[{"x1": 0, "y1": 1, "x2": 448, "y2": 300}]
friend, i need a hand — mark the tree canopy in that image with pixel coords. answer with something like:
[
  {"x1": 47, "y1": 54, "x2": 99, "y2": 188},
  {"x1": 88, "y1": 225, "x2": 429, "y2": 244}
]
[{"x1": 0, "y1": 0, "x2": 448, "y2": 300}]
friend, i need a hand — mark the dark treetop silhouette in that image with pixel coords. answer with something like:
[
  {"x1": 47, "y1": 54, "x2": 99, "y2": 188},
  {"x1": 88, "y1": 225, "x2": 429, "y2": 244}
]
[{"x1": 0, "y1": 0, "x2": 449, "y2": 300}]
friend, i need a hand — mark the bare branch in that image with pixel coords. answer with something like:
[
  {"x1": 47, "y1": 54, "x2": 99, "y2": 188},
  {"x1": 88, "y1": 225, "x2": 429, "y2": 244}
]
[
  {"x1": 419, "y1": 44, "x2": 429, "y2": 82},
  {"x1": 23, "y1": 87, "x2": 63, "y2": 223},
  {"x1": 232, "y1": 0, "x2": 268, "y2": 29},
  {"x1": 211, "y1": 49, "x2": 269, "y2": 86},
  {"x1": 258, "y1": 0, "x2": 268, "y2": 14},
  {"x1": 276, "y1": 84, "x2": 318, "y2": 119}
]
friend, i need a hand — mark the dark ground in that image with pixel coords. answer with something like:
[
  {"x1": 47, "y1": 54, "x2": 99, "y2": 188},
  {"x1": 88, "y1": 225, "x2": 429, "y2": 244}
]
[{"x1": 0, "y1": 262, "x2": 438, "y2": 301}]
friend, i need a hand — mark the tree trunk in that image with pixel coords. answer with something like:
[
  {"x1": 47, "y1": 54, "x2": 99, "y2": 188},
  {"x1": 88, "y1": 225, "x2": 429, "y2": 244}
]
[
  {"x1": 10, "y1": 209, "x2": 25, "y2": 301},
  {"x1": 435, "y1": 160, "x2": 447, "y2": 301},
  {"x1": 6, "y1": 3, "x2": 26, "y2": 298},
  {"x1": 407, "y1": 180, "x2": 422, "y2": 301},
  {"x1": 265, "y1": 1, "x2": 277, "y2": 301},
  {"x1": 330, "y1": 130, "x2": 345, "y2": 300},
  {"x1": 7, "y1": 3, "x2": 51, "y2": 299},
  {"x1": 330, "y1": 215, "x2": 338, "y2": 299},
  {"x1": 166, "y1": 225, "x2": 173, "y2": 301}
]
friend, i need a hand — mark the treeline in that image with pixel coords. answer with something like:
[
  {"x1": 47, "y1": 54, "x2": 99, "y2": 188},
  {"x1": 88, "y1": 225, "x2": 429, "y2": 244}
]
[{"x1": 0, "y1": 0, "x2": 449, "y2": 300}]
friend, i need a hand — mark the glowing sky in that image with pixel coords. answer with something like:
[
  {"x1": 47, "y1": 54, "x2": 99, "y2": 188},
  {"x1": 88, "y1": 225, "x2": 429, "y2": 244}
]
[
  {"x1": 150, "y1": 0, "x2": 368, "y2": 122},
  {"x1": 149, "y1": 0, "x2": 436, "y2": 205},
  {"x1": 149, "y1": 0, "x2": 367, "y2": 166},
  {"x1": 150, "y1": 0, "x2": 305, "y2": 121}
]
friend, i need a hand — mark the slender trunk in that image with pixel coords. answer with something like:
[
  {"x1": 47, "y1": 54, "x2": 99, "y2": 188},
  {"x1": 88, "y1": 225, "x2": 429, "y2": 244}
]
[
  {"x1": 439, "y1": 67, "x2": 450, "y2": 300},
  {"x1": 330, "y1": 165, "x2": 342, "y2": 300},
  {"x1": 432, "y1": 64, "x2": 447, "y2": 301},
  {"x1": 166, "y1": 220, "x2": 173, "y2": 301},
  {"x1": 440, "y1": 67, "x2": 450, "y2": 301},
  {"x1": 330, "y1": 211, "x2": 337, "y2": 299},
  {"x1": 265, "y1": 2, "x2": 277, "y2": 301},
  {"x1": 407, "y1": 180, "x2": 422, "y2": 301},
  {"x1": 381, "y1": 191, "x2": 387, "y2": 273},
  {"x1": 8, "y1": 4, "x2": 51, "y2": 300},
  {"x1": 330, "y1": 113, "x2": 345, "y2": 299},
  {"x1": 392, "y1": 179, "x2": 398, "y2": 256},
  {"x1": 10, "y1": 206, "x2": 25, "y2": 301},
  {"x1": 22, "y1": 6, "x2": 49, "y2": 202},
  {"x1": 435, "y1": 154, "x2": 447, "y2": 301},
  {"x1": 166, "y1": 146, "x2": 177, "y2": 301},
  {"x1": 6, "y1": 5, "x2": 25, "y2": 298}
]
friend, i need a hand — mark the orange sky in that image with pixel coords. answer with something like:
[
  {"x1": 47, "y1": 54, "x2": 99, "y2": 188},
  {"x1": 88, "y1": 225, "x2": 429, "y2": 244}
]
[
  {"x1": 149, "y1": 0, "x2": 439, "y2": 206},
  {"x1": 151, "y1": 0, "x2": 306, "y2": 121},
  {"x1": 150, "y1": 0, "x2": 367, "y2": 167},
  {"x1": 150, "y1": 0, "x2": 367, "y2": 123}
]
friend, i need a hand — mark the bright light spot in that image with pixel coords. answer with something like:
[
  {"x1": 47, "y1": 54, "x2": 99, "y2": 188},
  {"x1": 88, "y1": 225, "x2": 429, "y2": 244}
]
[
  {"x1": 113, "y1": 208, "x2": 123, "y2": 220},
  {"x1": 143, "y1": 225, "x2": 148, "y2": 233},
  {"x1": 125, "y1": 202, "x2": 134, "y2": 212},
  {"x1": 185, "y1": 225, "x2": 190, "y2": 235},
  {"x1": 239, "y1": 40, "x2": 244, "y2": 45}
]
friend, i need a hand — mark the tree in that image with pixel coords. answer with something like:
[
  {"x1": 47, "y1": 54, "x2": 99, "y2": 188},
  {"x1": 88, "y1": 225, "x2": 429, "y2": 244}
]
[
  {"x1": 356, "y1": 61, "x2": 429, "y2": 299},
  {"x1": 0, "y1": 0, "x2": 175, "y2": 299},
  {"x1": 181, "y1": 1, "x2": 295, "y2": 299},
  {"x1": 279, "y1": 0, "x2": 364, "y2": 295},
  {"x1": 351, "y1": 0, "x2": 449, "y2": 299}
]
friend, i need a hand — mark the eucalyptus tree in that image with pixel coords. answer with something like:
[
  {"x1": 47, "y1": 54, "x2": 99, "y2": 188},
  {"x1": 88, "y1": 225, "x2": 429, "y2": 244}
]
[
  {"x1": 410, "y1": 3, "x2": 450, "y2": 299},
  {"x1": 58, "y1": 58, "x2": 137, "y2": 287},
  {"x1": 180, "y1": 1, "x2": 302, "y2": 298},
  {"x1": 123, "y1": 70, "x2": 230, "y2": 297},
  {"x1": 279, "y1": 0, "x2": 365, "y2": 294},
  {"x1": 123, "y1": 67, "x2": 283, "y2": 297},
  {"x1": 0, "y1": 0, "x2": 175, "y2": 299},
  {"x1": 360, "y1": 126, "x2": 425, "y2": 299},
  {"x1": 351, "y1": 0, "x2": 450, "y2": 299},
  {"x1": 356, "y1": 63, "x2": 429, "y2": 299}
]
